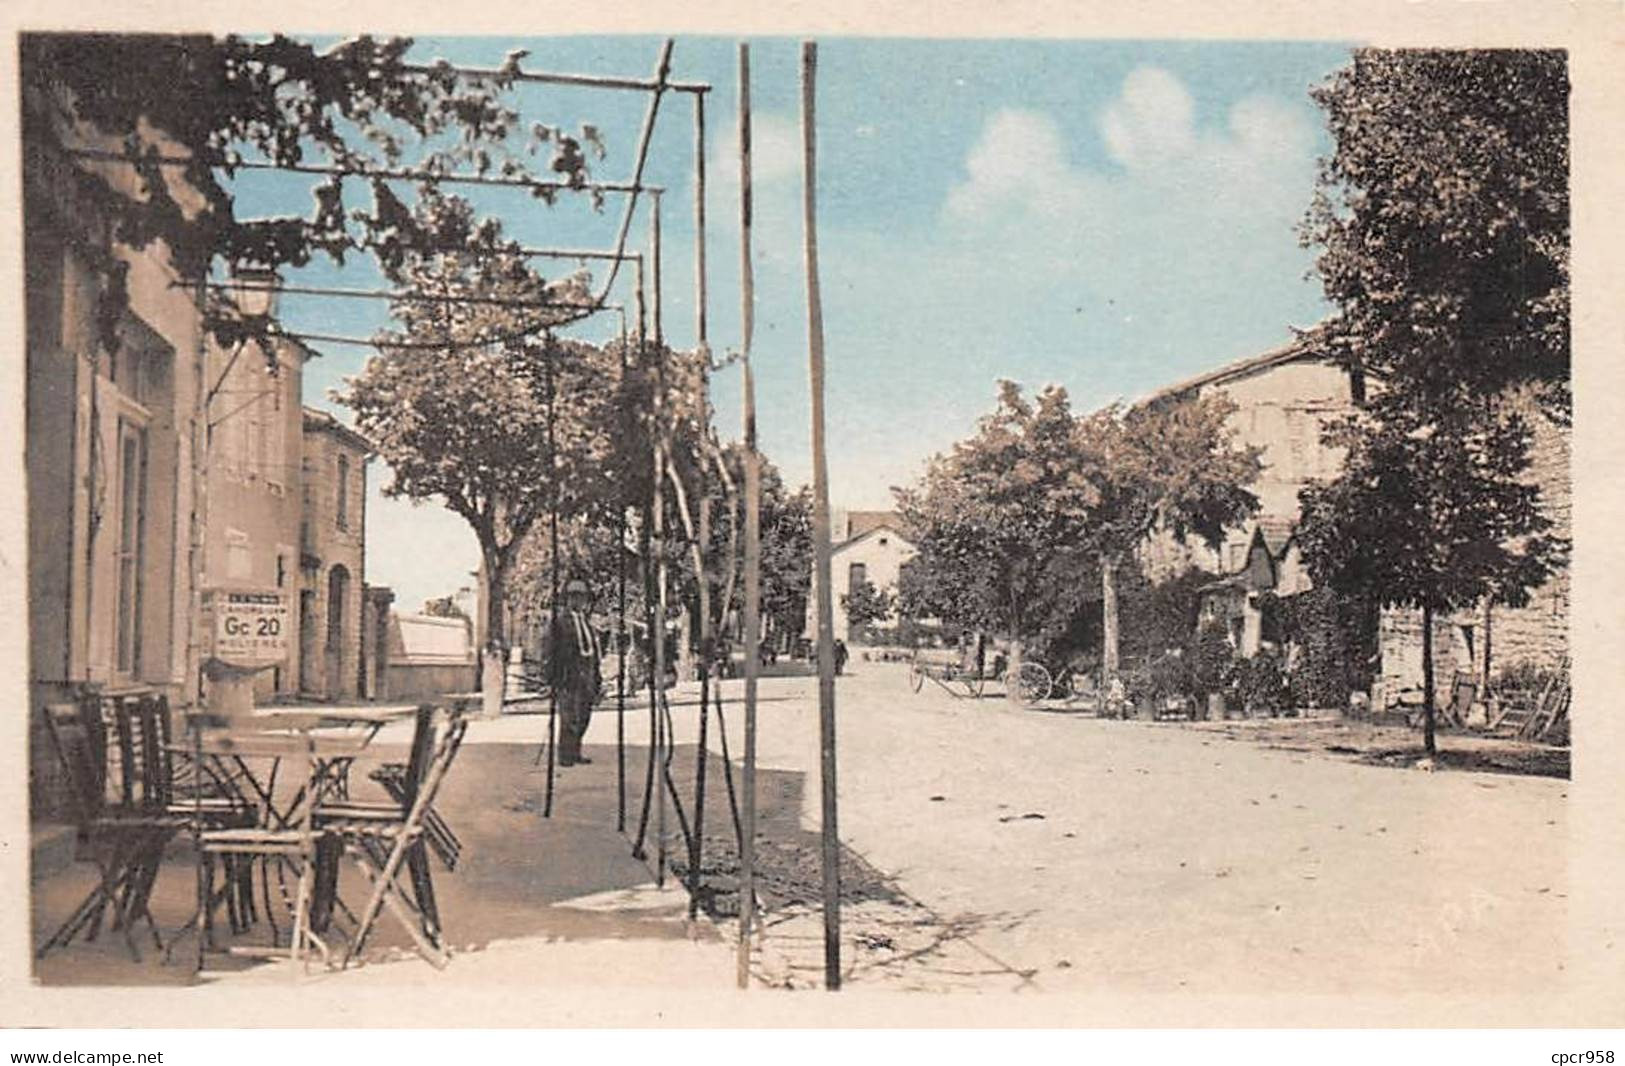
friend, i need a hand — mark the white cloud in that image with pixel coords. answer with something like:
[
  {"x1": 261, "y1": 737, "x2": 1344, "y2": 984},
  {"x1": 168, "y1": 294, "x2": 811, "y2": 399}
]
[
  {"x1": 944, "y1": 66, "x2": 1315, "y2": 229},
  {"x1": 1100, "y1": 66, "x2": 1198, "y2": 171},
  {"x1": 944, "y1": 109, "x2": 1099, "y2": 220},
  {"x1": 710, "y1": 111, "x2": 801, "y2": 188}
]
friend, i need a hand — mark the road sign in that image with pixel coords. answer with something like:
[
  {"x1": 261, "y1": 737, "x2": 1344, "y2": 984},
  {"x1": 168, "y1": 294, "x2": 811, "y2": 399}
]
[{"x1": 202, "y1": 588, "x2": 290, "y2": 666}]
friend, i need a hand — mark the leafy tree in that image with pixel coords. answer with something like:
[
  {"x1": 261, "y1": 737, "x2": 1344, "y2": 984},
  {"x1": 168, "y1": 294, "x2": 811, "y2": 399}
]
[
  {"x1": 895, "y1": 382, "x2": 1100, "y2": 700},
  {"x1": 1191, "y1": 620, "x2": 1238, "y2": 702},
  {"x1": 1297, "y1": 49, "x2": 1571, "y2": 753},
  {"x1": 758, "y1": 473, "x2": 815, "y2": 652},
  {"x1": 21, "y1": 32, "x2": 598, "y2": 352},
  {"x1": 841, "y1": 578, "x2": 897, "y2": 635},
  {"x1": 1297, "y1": 410, "x2": 1562, "y2": 753},
  {"x1": 338, "y1": 192, "x2": 622, "y2": 699},
  {"x1": 1073, "y1": 396, "x2": 1262, "y2": 678},
  {"x1": 1302, "y1": 48, "x2": 1569, "y2": 422}
]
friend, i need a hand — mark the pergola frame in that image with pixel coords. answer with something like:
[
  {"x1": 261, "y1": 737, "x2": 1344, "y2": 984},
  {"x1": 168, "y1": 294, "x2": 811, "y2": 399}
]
[{"x1": 88, "y1": 36, "x2": 841, "y2": 990}]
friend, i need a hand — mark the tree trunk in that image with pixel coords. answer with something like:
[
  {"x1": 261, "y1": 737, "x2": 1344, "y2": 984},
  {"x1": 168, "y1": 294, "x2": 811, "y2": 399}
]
[
  {"x1": 1421, "y1": 602, "x2": 1437, "y2": 756},
  {"x1": 1101, "y1": 553, "x2": 1120, "y2": 680},
  {"x1": 481, "y1": 555, "x2": 509, "y2": 719},
  {"x1": 1005, "y1": 636, "x2": 1024, "y2": 707}
]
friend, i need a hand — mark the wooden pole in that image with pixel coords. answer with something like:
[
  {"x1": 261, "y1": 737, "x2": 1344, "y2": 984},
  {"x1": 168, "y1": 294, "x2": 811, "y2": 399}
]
[
  {"x1": 652, "y1": 192, "x2": 669, "y2": 886},
  {"x1": 631, "y1": 264, "x2": 657, "y2": 861},
  {"x1": 691, "y1": 478, "x2": 712, "y2": 920},
  {"x1": 736, "y1": 39, "x2": 761, "y2": 991},
  {"x1": 543, "y1": 336, "x2": 560, "y2": 817},
  {"x1": 694, "y1": 91, "x2": 709, "y2": 353},
  {"x1": 688, "y1": 83, "x2": 713, "y2": 924},
  {"x1": 616, "y1": 315, "x2": 629, "y2": 833},
  {"x1": 801, "y1": 39, "x2": 842, "y2": 992}
]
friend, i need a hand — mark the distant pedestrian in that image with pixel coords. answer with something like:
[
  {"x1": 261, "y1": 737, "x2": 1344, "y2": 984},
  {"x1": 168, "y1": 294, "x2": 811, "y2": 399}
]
[
  {"x1": 834, "y1": 638, "x2": 849, "y2": 676},
  {"x1": 548, "y1": 578, "x2": 602, "y2": 766}
]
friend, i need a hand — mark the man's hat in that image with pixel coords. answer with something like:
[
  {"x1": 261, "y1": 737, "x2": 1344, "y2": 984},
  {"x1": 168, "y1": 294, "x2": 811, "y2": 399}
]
[{"x1": 565, "y1": 578, "x2": 590, "y2": 596}]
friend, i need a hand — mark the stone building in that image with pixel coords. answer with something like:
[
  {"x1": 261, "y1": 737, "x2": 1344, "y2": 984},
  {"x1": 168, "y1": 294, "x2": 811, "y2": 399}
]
[
  {"x1": 1137, "y1": 339, "x2": 1355, "y2": 598},
  {"x1": 20, "y1": 67, "x2": 378, "y2": 816},
  {"x1": 1134, "y1": 334, "x2": 1571, "y2": 704},
  {"x1": 1371, "y1": 388, "x2": 1571, "y2": 702},
  {"x1": 199, "y1": 282, "x2": 317, "y2": 702},
  {"x1": 298, "y1": 408, "x2": 374, "y2": 701},
  {"x1": 23, "y1": 74, "x2": 211, "y2": 815}
]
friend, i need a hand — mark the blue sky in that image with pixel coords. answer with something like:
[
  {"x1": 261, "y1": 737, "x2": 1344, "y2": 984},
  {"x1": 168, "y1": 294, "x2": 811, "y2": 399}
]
[{"x1": 242, "y1": 36, "x2": 1351, "y2": 612}]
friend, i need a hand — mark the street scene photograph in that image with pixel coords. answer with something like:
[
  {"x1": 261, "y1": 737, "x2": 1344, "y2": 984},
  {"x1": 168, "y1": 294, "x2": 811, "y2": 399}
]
[{"x1": 6, "y1": 19, "x2": 1615, "y2": 1035}]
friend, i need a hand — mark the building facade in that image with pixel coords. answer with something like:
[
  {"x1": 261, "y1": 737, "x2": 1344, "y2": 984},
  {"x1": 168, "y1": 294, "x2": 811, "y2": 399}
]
[
  {"x1": 199, "y1": 286, "x2": 314, "y2": 702},
  {"x1": 809, "y1": 511, "x2": 917, "y2": 644},
  {"x1": 23, "y1": 82, "x2": 210, "y2": 815},
  {"x1": 22, "y1": 79, "x2": 378, "y2": 815},
  {"x1": 1135, "y1": 336, "x2": 1571, "y2": 705},
  {"x1": 298, "y1": 409, "x2": 374, "y2": 702}
]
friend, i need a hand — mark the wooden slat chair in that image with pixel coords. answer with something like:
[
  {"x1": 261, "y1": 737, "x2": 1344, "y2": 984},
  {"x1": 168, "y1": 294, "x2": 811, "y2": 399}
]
[
  {"x1": 319, "y1": 706, "x2": 470, "y2": 970},
  {"x1": 367, "y1": 761, "x2": 464, "y2": 871},
  {"x1": 316, "y1": 707, "x2": 443, "y2": 941},
  {"x1": 193, "y1": 731, "x2": 330, "y2": 974},
  {"x1": 141, "y1": 699, "x2": 264, "y2": 945},
  {"x1": 149, "y1": 697, "x2": 257, "y2": 826},
  {"x1": 36, "y1": 695, "x2": 184, "y2": 961}
]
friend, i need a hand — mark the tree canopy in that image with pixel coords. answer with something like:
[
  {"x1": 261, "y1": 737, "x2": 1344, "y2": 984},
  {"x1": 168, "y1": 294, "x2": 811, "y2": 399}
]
[
  {"x1": 21, "y1": 32, "x2": 604, "y2": 349},
  {"x1": 895, "y1": 382, "x2": 1099, "y2": 649},
  {"x1": 338, "y1": 191, "x2": 623, "y2": 655},
  {"x1": 1296, "y1": 48, "x2": 1571, "y2": 750},
  {"x1": 841, "y1": 578, "x2": 897, "y2": 633},
  {"x1": 897, "y1": 382, "x2": 1260, "y2": 679},
  {"x1": 1301, "y1": 48, "x2": 1569, "y2": 422}
]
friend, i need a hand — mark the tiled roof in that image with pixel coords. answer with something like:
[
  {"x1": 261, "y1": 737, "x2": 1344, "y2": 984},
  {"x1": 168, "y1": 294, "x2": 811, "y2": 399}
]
[
  {"x1": 302, "y1": 406, "x2": 374, "y2": 455},
  {"x1": 844, "y1": 510, "x2": 900, "y2": 540},
  {"x1": 1135, "y1": 327, "x2": 1328, "y2": 410},
  {"x1": 1256, "y1": 516, "x2": 1296, "y2": 557}
]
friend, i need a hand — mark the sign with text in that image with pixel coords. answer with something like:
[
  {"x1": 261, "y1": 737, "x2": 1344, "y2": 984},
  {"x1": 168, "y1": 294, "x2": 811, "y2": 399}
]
[{"x1": 203, "y1": 588, "x2": 290, "y2": 665}]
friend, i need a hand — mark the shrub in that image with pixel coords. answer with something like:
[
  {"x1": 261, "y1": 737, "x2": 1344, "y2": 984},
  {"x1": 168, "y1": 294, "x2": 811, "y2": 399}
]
[
  {"x1": 1148, "y1": 649, "x2": 1193, "y2": 701},
  {"x1": 1190, "y1": 621, "x2": 1237, "y2": 695},
  {"x1": 1240, "y1": 647, "x2": 1290, "y2": 716}
]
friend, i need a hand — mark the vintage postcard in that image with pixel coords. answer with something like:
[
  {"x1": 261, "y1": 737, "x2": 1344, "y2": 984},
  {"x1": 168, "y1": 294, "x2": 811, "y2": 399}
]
[{"x1": 2, "y1": 0, "x2": 1622, "y2": 1038}]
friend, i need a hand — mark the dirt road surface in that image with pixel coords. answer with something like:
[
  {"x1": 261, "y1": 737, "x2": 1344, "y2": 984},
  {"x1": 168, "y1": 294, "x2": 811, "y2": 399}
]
[{"x1": 680, "y1": 661, "x2": 1570, "y2": 999}]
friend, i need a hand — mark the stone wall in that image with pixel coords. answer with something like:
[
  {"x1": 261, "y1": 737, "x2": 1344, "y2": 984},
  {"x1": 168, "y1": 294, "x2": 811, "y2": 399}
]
[{"x1": 1376, "y1": 393, "x2": 1571, "y2": 700}]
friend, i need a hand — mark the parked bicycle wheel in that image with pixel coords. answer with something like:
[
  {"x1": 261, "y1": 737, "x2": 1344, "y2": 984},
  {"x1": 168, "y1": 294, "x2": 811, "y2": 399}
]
[
  {"x1": 1017, "y1": 662, "x2": 1052, "y2": 705},
  {"x1": 908, "y1": 661, "x2": 925, "y2": 692}
]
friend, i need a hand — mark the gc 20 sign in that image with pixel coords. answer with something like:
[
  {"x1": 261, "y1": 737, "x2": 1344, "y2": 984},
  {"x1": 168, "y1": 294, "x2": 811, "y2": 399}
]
[{"x1": 203, "y1": 588, "x2": 290, "y2": 665}]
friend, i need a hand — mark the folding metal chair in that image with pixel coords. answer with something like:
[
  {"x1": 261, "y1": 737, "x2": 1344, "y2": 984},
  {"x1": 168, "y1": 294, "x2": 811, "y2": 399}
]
[{"x1": 319, "y1": 705, "x2": 470, "y2": 969}]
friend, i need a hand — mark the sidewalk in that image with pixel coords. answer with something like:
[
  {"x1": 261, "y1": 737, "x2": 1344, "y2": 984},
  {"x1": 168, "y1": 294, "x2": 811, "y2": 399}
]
[{"x1": 29, "y1": 711, "x2": 737, "y2": 989}]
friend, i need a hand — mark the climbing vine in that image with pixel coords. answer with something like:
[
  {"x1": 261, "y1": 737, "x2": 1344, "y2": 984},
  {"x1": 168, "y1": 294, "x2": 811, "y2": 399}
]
[{"x1": 21, "y1": 32, "x2": 604, "y2": 355}]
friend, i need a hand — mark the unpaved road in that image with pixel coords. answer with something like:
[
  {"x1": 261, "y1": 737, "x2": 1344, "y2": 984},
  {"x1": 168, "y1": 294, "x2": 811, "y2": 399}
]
[{"x1": 682, "y1": 661, "x2": 1571, "y2": 997}]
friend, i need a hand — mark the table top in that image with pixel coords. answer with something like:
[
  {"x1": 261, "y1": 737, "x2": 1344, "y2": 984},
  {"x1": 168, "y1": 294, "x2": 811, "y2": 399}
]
[
  {"x1": 249, "y1": 705, "x2": 420, "y2": 728},
  {"x1": 169, "y1": 729, "x2": 372, "y2": 760}
]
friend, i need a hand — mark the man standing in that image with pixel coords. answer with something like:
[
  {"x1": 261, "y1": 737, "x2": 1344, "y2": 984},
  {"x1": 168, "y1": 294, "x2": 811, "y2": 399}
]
[{"x1": 551, "y1": 578, "x2": 603, "y2": 767}]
